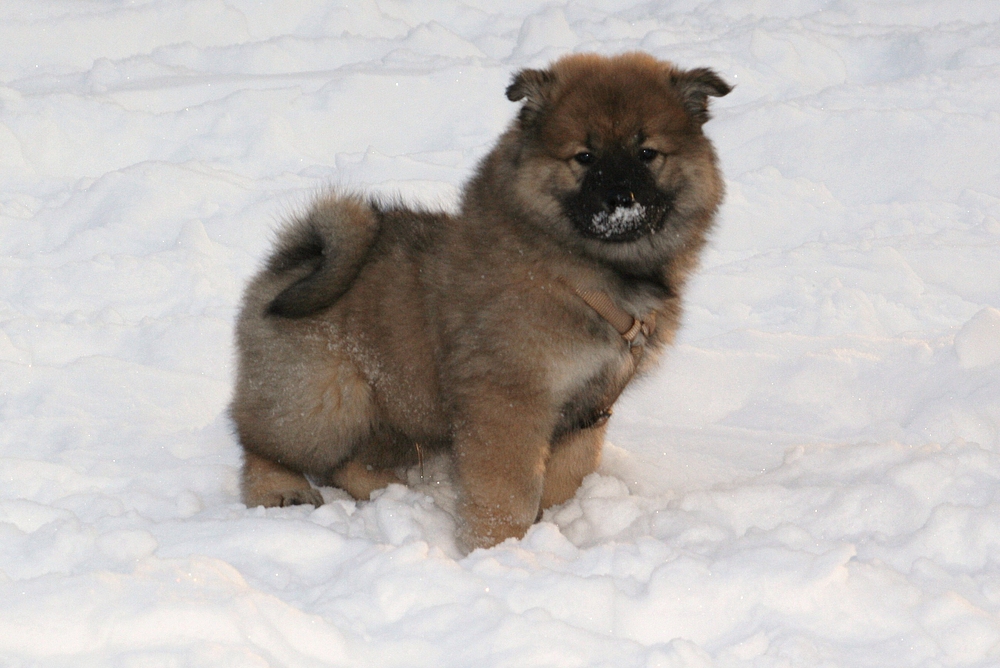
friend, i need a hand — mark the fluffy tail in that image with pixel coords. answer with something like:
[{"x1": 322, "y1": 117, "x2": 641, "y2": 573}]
[{"x1": 265, "y1": 195, "x2": 381, "y2": 319}]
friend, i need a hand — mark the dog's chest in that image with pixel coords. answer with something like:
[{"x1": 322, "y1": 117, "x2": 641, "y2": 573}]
[{"x1": 546, "y1": 334, "x2": 632, "y2": 434}]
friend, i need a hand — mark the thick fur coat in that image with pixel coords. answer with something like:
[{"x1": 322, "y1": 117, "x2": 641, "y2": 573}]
[{"x1": 230, "y1": 52, "x2": 730, "y2": 551}]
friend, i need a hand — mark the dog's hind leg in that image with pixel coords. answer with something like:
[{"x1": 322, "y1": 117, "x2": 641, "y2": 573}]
[
  {"x1": 328, "y1": 459, "x2": 403, "y2": 500},
  {"x1": 241, "y1": 451, "x2": 324, "y2": 508}
]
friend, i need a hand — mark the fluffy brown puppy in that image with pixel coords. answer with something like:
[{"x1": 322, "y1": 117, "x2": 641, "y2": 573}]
[{"x1": 230, "y1": 52, "x2": 731, "y2": 551}]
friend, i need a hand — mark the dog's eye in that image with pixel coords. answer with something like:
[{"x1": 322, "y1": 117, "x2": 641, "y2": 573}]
[
  {"x1": 574, "y1": 152, "x2": 595, "y2": 166},
  {"x1": 639, "y1": 148, "x2": 658, "y2": 162}
]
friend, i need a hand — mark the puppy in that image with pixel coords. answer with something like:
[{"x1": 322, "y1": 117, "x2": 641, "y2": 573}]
[{"x1": 230, "y1": 52, "x2": 730, "y2": 551}]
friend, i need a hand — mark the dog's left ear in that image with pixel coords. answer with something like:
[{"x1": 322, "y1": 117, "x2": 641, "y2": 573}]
[{"x1": 671, "y1": 68, "x2": 732, "y2": 124}]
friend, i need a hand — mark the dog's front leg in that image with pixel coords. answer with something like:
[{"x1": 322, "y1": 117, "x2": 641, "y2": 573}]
[
  {"x1": 452, "y1": 392, "x2": 552, "y2": 552},
  {"x1": 540, "y1": 423, "x2": 605, "y2": 511}
]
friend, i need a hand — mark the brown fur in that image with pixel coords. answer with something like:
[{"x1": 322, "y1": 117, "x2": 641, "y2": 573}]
[{"x1": 230, "y1": 52, "x2": 730, "y2": 551}]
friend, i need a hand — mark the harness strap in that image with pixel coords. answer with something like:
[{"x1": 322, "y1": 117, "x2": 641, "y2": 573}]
[
  {"x1": 565, "y1": 280, "x2": 657, "y2": 429},
  {"x1": 569, "y1": 283, "x2": 656, "y2": 353}
]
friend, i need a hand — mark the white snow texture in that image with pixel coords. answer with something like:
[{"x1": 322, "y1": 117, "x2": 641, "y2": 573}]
[
  {"x1": 591, "y1": 203, "x2": 648, "y2": 237},
  {"x1": 2, "y1": 1, "x2": 1000, "y2": 666}
]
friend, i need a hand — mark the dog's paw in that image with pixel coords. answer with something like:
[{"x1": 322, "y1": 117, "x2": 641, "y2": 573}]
[{"x1": 262, "y1": 488, "x2": 325, "y2": 508}]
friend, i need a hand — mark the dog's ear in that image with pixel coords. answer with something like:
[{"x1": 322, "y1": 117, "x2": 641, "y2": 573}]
[
  {"x1": 506, "y1": 67, "x2": 556, "y2": 125},
  {"x1": 671, "y1": 68, "x2": 732, "y2": 124},
  {"x1": 506, "y1": 67, "x2": 554, "y2": 103}
]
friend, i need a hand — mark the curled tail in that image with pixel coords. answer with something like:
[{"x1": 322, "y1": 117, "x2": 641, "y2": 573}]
[{"x1": 266, "y1": 195, "x2": 381, "y2": 319}]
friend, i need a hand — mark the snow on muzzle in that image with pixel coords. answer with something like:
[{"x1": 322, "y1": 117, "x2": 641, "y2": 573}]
[{"x1": 563, "y1": 152, "x2": 673, "y2": 243}]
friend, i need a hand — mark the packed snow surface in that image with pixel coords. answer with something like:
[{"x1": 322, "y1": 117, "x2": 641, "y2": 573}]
[{"x1": 2, "y1": 1, "x2": 1000, "y2": 666}]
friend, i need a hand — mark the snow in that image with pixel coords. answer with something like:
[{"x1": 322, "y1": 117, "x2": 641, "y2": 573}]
[
  {"x1": 1, "y1": 1, "x2": 999, "y2": 665},
  {"x1": 590, "y1": 203, "x2": 648, "y2": 238}
]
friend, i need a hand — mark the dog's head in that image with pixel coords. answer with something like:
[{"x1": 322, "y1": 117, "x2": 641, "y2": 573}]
[{"x1": 503, "y1": 52, "x2": 730, "y2": 268}]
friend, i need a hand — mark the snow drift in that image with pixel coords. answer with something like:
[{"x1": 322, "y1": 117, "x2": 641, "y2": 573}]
[{"x1": 1, "y1": 1, "x2": 999, "y2": 666}]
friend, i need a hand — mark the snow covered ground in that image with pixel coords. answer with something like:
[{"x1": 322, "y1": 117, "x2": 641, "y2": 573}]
[{"x1": 2, "y1": 1, "x2": 999, "y2": 665}]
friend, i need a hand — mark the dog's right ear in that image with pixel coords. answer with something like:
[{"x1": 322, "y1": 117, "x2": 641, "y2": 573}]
[
  {"x1": 506, "y1": 68, "x2": 555, "y2": 124},
  {"x1": 506, "y1": 68, "x2": 554, "y2": 103}
]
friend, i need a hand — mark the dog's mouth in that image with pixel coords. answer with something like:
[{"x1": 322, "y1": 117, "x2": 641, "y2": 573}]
[
  {"x1": 565, "y1": 190, "x2": 673, "y2": 243},
  {"x1": 580, "y1": 197, "x2": 670, "y2": 242}
]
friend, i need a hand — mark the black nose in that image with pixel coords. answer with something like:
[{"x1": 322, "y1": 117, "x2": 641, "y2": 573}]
[{"x1": 606, "y1": 189, "x2": 635, "y2": 209}]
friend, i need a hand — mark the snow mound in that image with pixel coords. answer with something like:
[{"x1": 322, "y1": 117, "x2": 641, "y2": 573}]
[
  {"x1": 955, "y1": 307, "x2": 1000, "y2": 368},
  {"x1": 1, "y1": 1, "x2": 999, "y2": 666}
]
